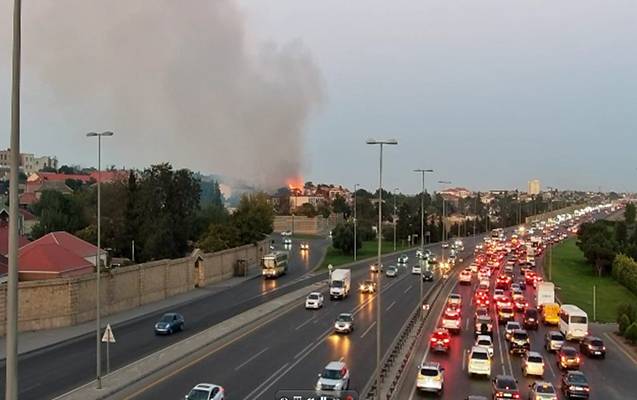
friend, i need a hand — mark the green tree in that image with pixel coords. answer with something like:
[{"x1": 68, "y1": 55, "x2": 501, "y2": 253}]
[
  {"x1": 618, "y1": 314, "x2": 632, "y2": 335},
  {"x1": 317, "y1": 203, "x2": 331, "y2": 218},
  {"x1": 331, "y1": 222, "x2": 360, "y2": 255},
  {"x1": 615, "y1": 221, "x2": 628, "y2": 245},
  {"x1": 625, "y1": 322, "x2": 637, "y2": 343},
  {"x1": 297, "y1": 203, "x2": 318, "y2": 218},
  {"x1": 625, "y1": 203, "x2": 636, "y2": 225},
  {"x1": 231, "y1": 192, "x2": 274, "y2": 245},
  {"x1": 331, "y1": 195, "x2": 351, "y2": 217},
  {"x1": 197, "y1": 223, "x2": 241, "y2": 252},
  {"x1": 30, "y1": 190, "x2": 88, "y2": 239}
]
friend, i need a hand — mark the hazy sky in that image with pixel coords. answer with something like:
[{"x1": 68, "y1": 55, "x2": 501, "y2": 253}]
[{"x1": 2, "y1": 0, "x2": 637, "y2": 193}]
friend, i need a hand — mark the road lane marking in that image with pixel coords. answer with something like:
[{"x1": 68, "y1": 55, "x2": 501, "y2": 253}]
[
  {"x1": 242, "y1": 361, "x2": 290, "y2": 400},
  {"x1": 462, "y1": 347, "x2": 467, "y2": 371},
  {"x1": 404, "y1": 285, "x2": 413, "y2": 294},
  {"x1": 293, "y1": 342, "x2": 315, "y2": 359},
  {"x1": 604, "y1": 332, "x2": 637, "y2": 364},
  {"x1": 360, "y1": 321, "x2": 377, "y2": 339},
  {"x1": 465, "y1": 317, "x2": 470, "y2": 330},
  {"x1": 294, "y1": 316, "x2": 315, "y2": 331},
  {"x1": 234, "y1": 347, "x2": 269, "y2": 371},
  {"x1": 546, "y1": 351, "x2": 556, "y2": 378},
  {"x1": 386, "y1": 300, "x2": 397, "y2": 312}
]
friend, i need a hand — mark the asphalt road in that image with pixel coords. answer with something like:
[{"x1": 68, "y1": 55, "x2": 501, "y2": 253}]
[
  {"x1": 0, "y1": 235, "x2": 329, "y2": 399},
  {"x1": 116, "y1": 235, "x2": 486, "y2": 400},
  {"x1": 396, "y1": 232, "x2": 636, "y2": 399}
]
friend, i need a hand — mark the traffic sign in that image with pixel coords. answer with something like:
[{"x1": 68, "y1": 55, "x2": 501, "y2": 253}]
[{"x1": 101, "y1": 323, "x2": 116, "y2": 343}]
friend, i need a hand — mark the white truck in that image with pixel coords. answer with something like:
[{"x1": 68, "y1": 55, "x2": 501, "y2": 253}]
[
  {"x1": 330, "y1": 269, "x2": 351, "y2": 300},
  {"x1": 536, "y1": 282, "x2": 555, "y2": 309}
]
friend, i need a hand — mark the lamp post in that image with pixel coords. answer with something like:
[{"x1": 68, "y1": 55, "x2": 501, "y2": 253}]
[
  {"x1": 547, "y1": 186, "x2": 555, "y2": 281},
  {"x1": 6, "y1": 1, "x2": 22, "y2": 398},
  {"x1": 87, "y1": 131, "x2": 114, "y2": 389},
  {"x1": 393, "y1": 187, "x2": 399, "y2": 251},
  {"x1": 353, "y1": 183, "x2": 360, "y2": 261},
  {"x1": 438, "y1": 180, "x2": 452, "y2": 262},
  {"x1": 414, "y1": 169, "x2": 433, "y2": 314},
  {"x1": 366, "y1": 138, "x2": 398, "y2": 399}
]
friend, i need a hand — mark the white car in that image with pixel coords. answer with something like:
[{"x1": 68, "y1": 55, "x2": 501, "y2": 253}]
[
  {"x1": 185, "y1": 383, "x2": 224, "y2": 400},
  {"x1": 398, "y1": 254, "x2": 409, "y2": 264},
  {"x1": 441, "y1": 242, "x2": 450, "y2": 249},
  {"x1": 447, "y1": 293, "x2": 462, "y2": 307},
  {"x1": 475, "y1": 335, "x2": 494, "y2": 358},
  {"x1": 505, "y1": 321, "x2": 522, "y2": 341},
  {"x1": 416, "y1": 361, "x2": 444, "y2": 394},
  {"x1": 468, "y1": 346, "x2": 491, "y2": 377},
  {"x1": 300, "y1": 242, "x2": 310, "y2": 250},
  {"x1": 316, "y1": 359, "x2": 350, "y2": 391},
  {"x1": 281, "y1": 230, "x2": 292, "y2": 237},
  {"x1": 478, "y1": 269, "x2": 490, "y2": 281},
  {"x1": 305, "y1": 292, "x2": 324, "y2": 309},
  {"x1": 441, "y1": 309, "x2": 461, "y2": 334},
  {"x1": 334, "y1": 313, "x2": 354, "y2": 334},
  {"x1": 283, "y1": 238, "x2": 292, "y2": 245},
  {"x1": 522, "y1": 351, "x2": 545, "y2": 377},
  {"x1": 459, "y1": 269, "x2": 472, "y2": 284},
  {"x1": 411, "y1": 264, "x2": 422, "y2": 274},
  {"x1": 478, "y1": 280, "x2": 490, "y2": 291},
  {"x1": 469, "y1": 263, "x2": 479, "y2": 273}
]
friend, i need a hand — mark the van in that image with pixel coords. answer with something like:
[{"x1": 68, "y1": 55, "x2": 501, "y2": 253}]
[
  {"x1": 542, "y1": 303, "x2": 560, "y2": 325},
  {"x1": 559, "y1": 304, "x2": 589, "y2": 341}
]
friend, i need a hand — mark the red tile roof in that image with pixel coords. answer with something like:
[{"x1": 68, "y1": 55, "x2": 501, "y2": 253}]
[
  {"x1": 89, "y1": 170, "x2": 128, "y2": 183},
  {"x1": 19, "y1": 192, "x2": 37, "y2": 206},
  {"x1": 0, "y1": 225, "x2": 31, "y2": 256},
  {"x1": 20, "y1": 231, "x2": 103, "y2": 259},
  {"x1": 18, "y1": 243, "x2": 93, "y2": 275},
  {"x1": 31, "y1": 172, "x2": 94, "y2": 183}
]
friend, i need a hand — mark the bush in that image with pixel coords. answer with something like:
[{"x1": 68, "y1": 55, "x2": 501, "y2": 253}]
[
  {"x1": 612, "y1": 254, "x2": 637, "y2": 295},
  {"x1": 624, "y1": 322, "x2": 637, "y2": 344},
  {"x1": 618, "y1": 314, "x2": 632, "y2": 336},
  {"x1": 617, "y1": 303, "x2": 637, "y2": 325}
]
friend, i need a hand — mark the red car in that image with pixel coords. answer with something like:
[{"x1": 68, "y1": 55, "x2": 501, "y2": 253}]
[
  {"x1": 525, "y1": 271, "x2": 537, "y2": 285},
  {"x1": 430, "y1": 328, "x2": 451, "y2": 352},
  {"x1": 475, "y1": 290, "x2": 490, "y2": 307}
]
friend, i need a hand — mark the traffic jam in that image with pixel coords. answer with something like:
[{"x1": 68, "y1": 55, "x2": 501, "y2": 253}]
[{"x1": 416, "y1": 223, "x2": 605, "y2": 399}]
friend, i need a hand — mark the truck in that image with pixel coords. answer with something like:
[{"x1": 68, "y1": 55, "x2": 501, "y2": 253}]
[
  {"x1": 536, "y1": 282, "x2": 555, "y2": 309},
  {"x1": 330, "y1": 269, "x2": 351, "y2": 299}
]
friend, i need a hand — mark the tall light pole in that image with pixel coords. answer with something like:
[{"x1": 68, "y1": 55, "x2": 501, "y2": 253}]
[
  {"x1": 438, "y1": 180, "x2": 452, "y2": 262},
  {"x1": 414, "y1": 169, "x2": 433, "y2": 313},
  {"x1": 367, "y1": 138, "x2": 398, "y2": 399},
  {"x1": 6, "y1": 1, "x2": 22, "y2": 398},
  {"x1": 353, "y1": 183, "x2": 360, "y2": 261},
  {"x1": 473, "y1": 192, "x2": 478, "y2": 237},
  {"x1": 87, "y1": 131, "x2": 114, "y2": 389},
  {"x1": 547, "y1": 186, "x2": 555, "y2": 281},
  {"x1": 392, "y1": 187, "x2": 399, "y2": 251}
]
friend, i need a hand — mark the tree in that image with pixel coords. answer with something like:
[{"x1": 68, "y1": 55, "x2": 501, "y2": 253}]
[
  {"x1": 618, "y1": 314, "x2": 632, "y2": 335},
  {"x1": 58, "y1": 165, "x2": 81, "y2": 175},
  {"x1": 231, "y1": 192, "x2": 274, "y2": 245},
  {"x1": 625, "y1": 322, "x2": 637, "y2": 343},
  {"x1": 615, "y1": 221, "x2": 628, "y2": 245},
  {"x1": 625, "y1": 203, "x2": 636, "y2": 225},
  {"x1": 197, "y1": 223, "x2": 241, "y2": 252},
  {"x1": 317, "y1": 203, "x2": 331, "y2": 219},
  {"x1": 297, "y1": 203, "x2": 318, "y2": 218},
  {"x1": 331, "y1": 222, "x2": 360, "y2": 255},
  {"x1": 30, "y1": 190, "x2": 88, "y2": 239},
  {"x1": 331, "y1": 195, "x2": 351, "y2": 217}
]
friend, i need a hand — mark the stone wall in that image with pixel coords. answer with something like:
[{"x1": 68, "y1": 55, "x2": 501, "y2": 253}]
[
  {"x1": 273, "y1": 215, "x2": 332, "y2": 235},
  {"x1": 0, "y1": 240, "x2": 267, "y2": 335}
]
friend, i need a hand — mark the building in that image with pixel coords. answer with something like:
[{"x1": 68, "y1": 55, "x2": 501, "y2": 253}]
[
  {"x1": 0, "y1": 223, "x2": 31, "y2": 256},
  {"x1": 0, "y1": 149, "x2": 58, "y2": 175},
  {"x1": 528, "y1": 179, "x2": 541, "y2": 196},
  {"x1": 439, "y1": 187, "x2": 472, "y2": 199},
  {"x1": 0, "y1": 208, "x2": 38, "y2": 236}
]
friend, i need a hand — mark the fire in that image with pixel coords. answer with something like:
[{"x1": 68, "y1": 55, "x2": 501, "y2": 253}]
[{"x1": 286, "y1": 176, "x2": 304, "y2": 193}]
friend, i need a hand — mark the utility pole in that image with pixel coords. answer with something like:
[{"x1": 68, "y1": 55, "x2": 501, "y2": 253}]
[
  {"x1": 393, "y1": 187, "x2": 399, "y2": 251},
  {"x1": 366, "y1": 138, "x2": 397, "y2": 399},
  {"x1": 414, "y1": 169, "x2": 433, "y2": 316},
  {"x1": 438, "y1": 181, "x2": 452, "y2": 263},
  {"x1": 6, "y1": 1, "x2": 22, "y2": 398},
  {"x1": 353, "y1": 183, "x2": 359, "y2": 261}
]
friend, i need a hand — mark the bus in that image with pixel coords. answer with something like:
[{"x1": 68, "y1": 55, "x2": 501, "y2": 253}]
[
  {"x1": 261, "y1": 251, "x2": 288, "y2": 279},
  {"x1": 558, "y1": 304, "x2": 589, "y2": 341}
]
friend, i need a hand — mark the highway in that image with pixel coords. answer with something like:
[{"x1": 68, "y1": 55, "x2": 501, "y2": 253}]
[
  {"x1": 0, "y1": 234, "x2": 329, "y2": 400},
  {"x1": 396, "y1": 229, "x2": 636, "y2": 399},
  {"x1": 117, "y1": 237, "x2": 484, "y2": 400}
]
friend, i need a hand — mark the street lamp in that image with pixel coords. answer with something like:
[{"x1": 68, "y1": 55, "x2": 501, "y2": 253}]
[
  {"x1": 547, "y1": 186, "x2": 555, "y2": 281},
  {"x1": 353, "y1": 183, "x2": 360, "y2": 261},
  {"x1": 393, "y1": 187, "x2": 399, "y2": 251},
  {"x1": 438, "y1": 180, "x2": 452, "y2": 262},
  {"x1": 366, "y1": 138, "x2": 398, "y2": 399},
  {"x1": 86, "y1": 131, "x2": 114, "y2": 389},
  {"x1": 414, "y1": 169, "x2": 433, "y2": 315}
]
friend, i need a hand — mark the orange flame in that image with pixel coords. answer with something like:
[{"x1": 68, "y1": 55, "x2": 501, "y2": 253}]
[{"x1": 286, "y1": 176, "x2": 304, "y2": 193}]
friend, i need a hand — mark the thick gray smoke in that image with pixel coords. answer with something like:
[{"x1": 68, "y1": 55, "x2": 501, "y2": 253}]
[{"x1": 3, "y1": 0, "x2": 323, "y2": 188}]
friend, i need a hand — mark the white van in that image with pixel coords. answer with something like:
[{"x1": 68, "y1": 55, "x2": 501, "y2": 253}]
[{"x1": 558, "y1": 304, "x2": 588, "y2": 341}]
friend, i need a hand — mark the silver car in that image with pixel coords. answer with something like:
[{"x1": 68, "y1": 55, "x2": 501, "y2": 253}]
[
  {"x1": 528, "y1": 381, "x2": 557, "y2": 400},
  {"x1": 316, "y1": 360, "x2": 350, "y2": 391},
  {"x1": 544, "y1": 330, "x2": 565, "y2": 352},
  {"x1": 334, "y1": 313, "x2": 354, "y2": 334},
  {"x1": 385, "y1": 265, "x2": 398, "y2": 277},
  {"x1": 416, "y1": 362, "x2": 444, "y2": 393}
]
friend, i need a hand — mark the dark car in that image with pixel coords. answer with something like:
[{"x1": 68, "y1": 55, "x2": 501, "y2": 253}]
[
  {"x1": 509, "y1": 329, "x2": 530, "y2": 355},
  {"x1": 154, "y1": 312, "x2": 184, "y2": 335},
  {"x1": 491, "y1": 375, "x2": 519, "y2": 400},
  {"x1": 523, "y1": 308, "x2": 539, "y2": 330},
  {"x1": 517, "y1": 279, "x2": 526, "y2": 290},
  {"x1": 557, "y1": 346, "x2": 581, "y2": 370},
  {"x1": 580, "y1": 335, "x2": 606, "y2": 358},
  {"x1": 561, "y1": 370, "x2": 590, "y2": 399},
  {"x1": 422, "y1": 270, "x2": 434, "y2": 281}
]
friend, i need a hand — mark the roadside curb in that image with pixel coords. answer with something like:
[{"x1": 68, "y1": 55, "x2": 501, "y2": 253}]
[
  {"x1": 604, "y1": 332, "x2": 637, "y2": 365},
  {"x1": 53, "y1": 282, "x2": 325, "y2": 400}
]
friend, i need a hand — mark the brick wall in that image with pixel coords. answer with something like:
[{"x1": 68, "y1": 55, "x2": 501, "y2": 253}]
[{"x1": 0, "y1": 241, "x2": 266, "y2": 335}]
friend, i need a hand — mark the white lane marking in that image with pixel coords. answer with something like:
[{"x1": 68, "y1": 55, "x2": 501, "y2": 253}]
[
  {"x1": 546, "y1": 351, "x2": 556, "y2": 378},
  {"x1": 294, "y1": 316, "x2": 315, "y2": 331},
  {"x1": 495, "y1": 318, "x2": 506, "y2": 374},
  {"x1": 360, "y1": 321, "x2": 377, "y2": 339},
  {"x1": 386, "y1": 300, "x2": 397, "y2": 312},
  {"x1": 293, "y1": 342, "x2": 315, "y2": 359},
  {"x1": 234, "y1": 347, "x2": 269, "y2": 371},
  {"x1": 604, "y1": 332, "x2": 637, "y2": 365},
  {"x1": 465, "y1": 317, "x2": 470, "y2": 330},
  {"x1": 404, "y1": 285, "x2": 413, "y2": 294},
  {"x1": 242, "y1": 361, "x2": 290, "y2": 400},
  {"x1": 462, "y1": 347, "x2": 468, "y2": 371}
]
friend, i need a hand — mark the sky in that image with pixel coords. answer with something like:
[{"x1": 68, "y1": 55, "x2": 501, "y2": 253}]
[{"x1": 1, "y1": 0, "x2": 637, "y2": 193}]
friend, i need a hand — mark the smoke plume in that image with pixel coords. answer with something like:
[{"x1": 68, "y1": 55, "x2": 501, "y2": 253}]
[{"x1": 3, "y1": 0, "x2": 323, "y2": 188}]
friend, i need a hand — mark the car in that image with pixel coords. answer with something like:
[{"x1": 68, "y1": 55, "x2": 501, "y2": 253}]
[
  {"x1": 557, "y1": 346, "x2": 581, "y2": 370},
  {"x1": 359, "y1": 280, "x2": 377, "y2": 294},
  {"x1": 496, "y1": 275, "x2": 511, "y2": 290},
  {"x1": 185, "y1": 383, "x2": 224, "y2": 400},
  {"x1": 498, "y1": 306, "x2": 515, "y2": 324},
  {"x1": 532, "y1": 276, "x2": 544, "y2": 289},
  {"x1": 475, "y1": 307, "x2": 489, "y2": 322},
  {"x1": 510, "y1": 282, "x2": 521, "y2": 292},
  {"x1": 283, "y1": 238, "x2": 292, "y2": 245},
  {"x1": 491, "y1": 375, "x2": 519, "y2": 399},
  {"x1": 505, "y1": 321, "x2": 522, "y2": 341},
  {"x1": 422, "y1": 270, "x2": 434, "y2": 281},
  {"x1": 523, "y1": 308, "x2": 539, "y2": 330},
  {"x1": 496, "y1": 295, "x2": 513, "y2": 310},
  {"x1": 281, "y1": 230, "x2": 292, "y2": 236},
  {"x1": 300, "y1": 242, "x2": 309, "y2": 250},
  {"x1": 470, "y1": 263, "x2": 479, "y2": 273},
  {"x1": 478, "y1": 269, "x2": 491, "y2": 281},
  {"x1": 580, "y1": 335, "x2": 606, "y2": 358},
  {"x1": 493, "y1": 289, "x2": 506, "y2": 302},
  {"x1": 522, "y1": 351, "x2": 545, "y2": 376},
  {"x1": 475, "y1": 290, "x2": 490, "y2": 308},
  {"x1": 512, "y1": 294, "x2": 527, "y2": 312},
  {"x1": 475, "y1": 315, "x2": 493, "y2": 337},
  {"x1": 385, "y1": 265, "x2": 398, "y2": 277},
  {"x1": 459, "y1": 269, "x2": 472, "y2": 284},
  {"x1": 334, "y1": 313, "x2": 354, "y2": 334},
  {"x1": 398, "y1": 254, "x2": 409, "y2": 264},
  {"x1": 545, "y1": 330, "x2": 565, "y2": 352},
  {"x1": 560, "y1": 370, "x2": 590, "y2": 399},
  {"x1": 466, "y1": 396, "x2": 488, "y2": 400},
  {"x1": 468, "y1": 346, "x2": 492, "y2": 377},
  {"x1": 475, "y1": 334, "x2": 494, "y2": 358},
  {"x1": 441, "y1": 308, "x2": 462, "y2": 334},
  {"x1": 528, "y1": 381, "x2": 558, "y2": 400},
  {"x1": 370, "y1": 263, "x2": 382, "y2": 273},
  {"x1": 447, "y1": 293, "x2": 462, "y2": 307},
  {"x1": 525, "y1": 271, "x2": 537, "y2": 285},
  {"x1": 316, "y1": 359, "x2": 350, "y2": 391},
  {"x1": 517, "y1": 279, "x2": 526, "y2": 290},
  {"x1": 441, "y1": 242, "x2": 450, "y2": 249},
  {"x1": 154, "y1": 312, "x2": 184, "y2": 335},
  {"x1": 305, "y1": 292, "x2": 324, "y2": 309},
  {"x1": 411, "y1": 264, "x2": 422, "y2": 274},
  {"x1": 430, "y1": 328, "x2": 451, "y2": 352},
  {"x1": 509, "y1": 329, "x2": 530, "y2": 355},
  {"x1": 416, "y1": 361, "x2": 445, "y2": 394},
  {"x1": 478, "y1": 279, "x2": 490, "y2": 290}
]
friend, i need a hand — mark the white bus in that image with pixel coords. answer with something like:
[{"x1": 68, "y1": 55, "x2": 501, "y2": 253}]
[
  {"x1": 261, "y1": 251, "x2": 288, "y2": 279},
  {"x1": 558, "y1": 304, "x2": 589, "y2": 341}
]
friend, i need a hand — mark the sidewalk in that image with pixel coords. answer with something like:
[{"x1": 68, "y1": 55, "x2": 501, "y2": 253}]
[{"x1": 0, "y1": 268, "x2": 260, "y2": 360}]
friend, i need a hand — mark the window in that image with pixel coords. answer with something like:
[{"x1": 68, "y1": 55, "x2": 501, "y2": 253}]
[
  {"x1": 570, "y1": 316, "x2": 587, "y2": 324},
  {"x1": 420, "y1": 367, "x2": 439, "y2": 376},
  {"x1": 471, "y1": 351, "x2": 488, "y2": 360}
]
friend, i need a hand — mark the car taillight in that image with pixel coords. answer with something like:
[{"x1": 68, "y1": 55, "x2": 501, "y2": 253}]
[
  {"x1": 561, "y1": 356, "x2": 566, "y2": 361},
  {"x1": 430, "y1": 337, "x2": 436, "y2": 342},
  {"x1": 443, "y1": 338, "x2": 450, "y2": 343},
  {"x1": 513, "y1": 394, "x2": 520, "y2": 399},
  {"x1": 584, "y1": 387, "x2": 590, "y2": 392},
  {"x1": 576, "y1": 357, "x2": 580, "y2": 363}
]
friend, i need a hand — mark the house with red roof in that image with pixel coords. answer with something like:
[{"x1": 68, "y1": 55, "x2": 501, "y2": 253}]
[{"x1": 0, "y1": 223, "x2": 31, "y2": 257}]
